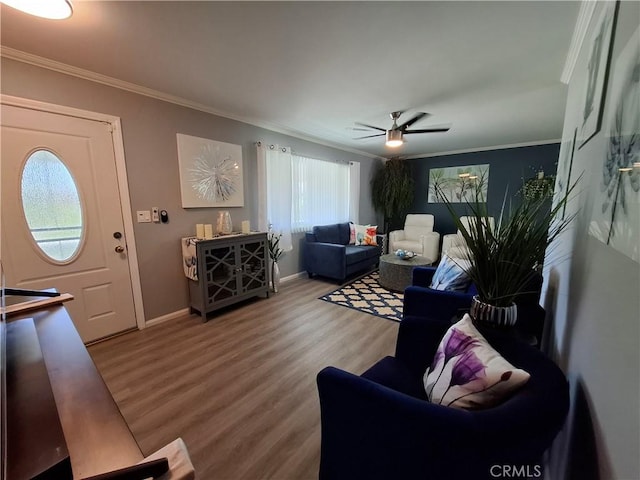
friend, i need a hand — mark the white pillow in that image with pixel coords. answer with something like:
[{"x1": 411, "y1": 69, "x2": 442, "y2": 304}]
[
  {"x1": 424, "y1": 315, "x2": 530, "y2": 410},
  {"x1": 429, "y1": 254, "x2": 471, "y2": 291},
  {"x1": 354, "y1": 224, "x2": 378, "y2": 246},
  {"x1": 348, "y1": 222, "x2": 356, "y2": 245}
]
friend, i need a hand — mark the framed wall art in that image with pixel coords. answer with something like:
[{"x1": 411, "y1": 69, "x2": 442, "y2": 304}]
[
  {"x1": 578, "y1": 1, "x2": 617, "y2": 149},
  {"x1": 588, "y1": 25, "x2": 639, "y2": 262},
  {"x1": 428, "y1": 164, "x2": 490, "y2": 203},
  {"x1": 554, "y1": 127, "x2": 577, "y2": 220},
  {"x1": 177, "y1": 134, "x2": 244, "y2": 208}
]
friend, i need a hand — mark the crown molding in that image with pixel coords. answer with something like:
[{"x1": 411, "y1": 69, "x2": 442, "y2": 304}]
[
  {"x1": 404, "y1": 138, "x2": 561, "y2": 160},
  {"x1": 560, "y1": 0, "x2": 597, "y2": 84},
  {"x1": 0, "y1": 46, "x2": 379, "y2": 160}
]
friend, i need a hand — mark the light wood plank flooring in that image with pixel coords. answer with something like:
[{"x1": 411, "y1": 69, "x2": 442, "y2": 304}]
[{"x1": 88, "y1": 275, "x2": 399, "y2": 479}]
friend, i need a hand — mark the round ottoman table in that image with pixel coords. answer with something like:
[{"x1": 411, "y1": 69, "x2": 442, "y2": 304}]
[{"x1": 378, "y1": 254, "x2": 433, "y2": 292}]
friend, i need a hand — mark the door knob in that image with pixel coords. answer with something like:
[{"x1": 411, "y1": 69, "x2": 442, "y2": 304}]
[{"x1": 115, "y1": 245, "x2": 125, "y2": 253}]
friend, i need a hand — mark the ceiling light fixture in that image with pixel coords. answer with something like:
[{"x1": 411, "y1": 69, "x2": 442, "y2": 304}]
[
  {"x1": 1, "y1": 0, "x2": 73, "y2": 19},
  {"x1": 385, "y1": 129, "x2": 404, "y2": 148}
]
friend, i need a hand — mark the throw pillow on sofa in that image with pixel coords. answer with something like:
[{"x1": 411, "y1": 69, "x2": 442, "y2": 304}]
[
  {"x1": 424, "y1": 315, "x2": 530, "y2": 410},
  {"x1": 429, "y1": 254, "x2": 471, "y2": 291},
  {"x1": 349, "y1": 222, "x2": 356, "y2": 245},
  {"x1": 354, "y1": 224, "x2": 378, "y2": 246}
]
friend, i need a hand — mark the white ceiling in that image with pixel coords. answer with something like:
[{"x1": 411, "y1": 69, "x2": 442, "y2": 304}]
[{"x1": 0, "y1": 1, "x2": 580, "y2": 158}]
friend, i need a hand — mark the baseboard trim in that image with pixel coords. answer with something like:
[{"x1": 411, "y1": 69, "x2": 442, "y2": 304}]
[
  {"x1": 145, "y1": 308, "x2": 192, "y2": 328},
  {"x1": 281, "y1": 272, "x2": 307, "y2": 283},
  {"x1": 146, "y1": 275, "x2": 304, "y2": 326}
]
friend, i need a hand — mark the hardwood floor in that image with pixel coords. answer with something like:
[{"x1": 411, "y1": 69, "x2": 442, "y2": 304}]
[{"x1": 88, "y1": 275, "x2": 399, "y2": 479}]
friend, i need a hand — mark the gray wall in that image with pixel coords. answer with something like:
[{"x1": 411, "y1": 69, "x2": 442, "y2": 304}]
[
  {"x1": 408, "y1": 143, "x2": 560, "y2": 235},
  {"x1": 543, "y1": 2, "x2": 639, "y2": 479},
  {"x1": 0, "y1": 58, "x2": 379, "y2": 320}
]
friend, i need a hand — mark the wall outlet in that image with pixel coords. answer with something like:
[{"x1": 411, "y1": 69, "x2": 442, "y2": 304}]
[
  {"x1": 137, "y1": 210, "x2": 151, "y2": 223},
  {"x1": 151, "y1": 207, "x2": 160, "y2": 223}
]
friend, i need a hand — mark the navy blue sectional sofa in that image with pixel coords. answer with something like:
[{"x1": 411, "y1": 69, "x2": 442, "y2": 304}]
[{"x1": 304, "y1": 222, "x2": 382, "y2": 282}]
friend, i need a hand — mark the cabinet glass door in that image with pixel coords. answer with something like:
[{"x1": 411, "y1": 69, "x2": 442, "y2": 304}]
[
  {"x1": 204, "y1": 245, "x2": 237, "y2": 301},
  {"x1": 239, "y1": 240, "x2": 266, "y2": 293}
]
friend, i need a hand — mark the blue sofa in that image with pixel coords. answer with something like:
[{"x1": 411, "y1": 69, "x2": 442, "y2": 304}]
[
  {"x1": 317, "y1": 315, "x2": 569, "y2": 479},
  {"x1": 304, "y1": 222, "x2": 382, "y2": 282}
]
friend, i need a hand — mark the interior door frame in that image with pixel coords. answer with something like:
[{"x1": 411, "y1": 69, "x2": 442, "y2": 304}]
[{"x1": 1, "y1": 94, "x2": 146, "y2": 331}]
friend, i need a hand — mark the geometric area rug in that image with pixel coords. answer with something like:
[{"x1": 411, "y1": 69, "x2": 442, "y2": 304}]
[{"x1": 319, "y1": 270, "x2": 403, "y2": 323}]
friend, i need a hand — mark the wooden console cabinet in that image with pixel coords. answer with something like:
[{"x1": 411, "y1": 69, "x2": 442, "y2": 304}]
[{"x1": 188, "y1": 232, "x2": 269, "y2": 322}]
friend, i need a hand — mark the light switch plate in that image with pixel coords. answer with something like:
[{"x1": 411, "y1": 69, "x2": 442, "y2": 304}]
[{"x1": 137, "y1": 210, "x2": 151, "y2": 223}]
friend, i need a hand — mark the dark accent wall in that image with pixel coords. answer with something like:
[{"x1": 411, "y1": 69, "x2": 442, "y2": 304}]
[{"x1": 408, "y1": 143, "x2": 560, "y2": 235}]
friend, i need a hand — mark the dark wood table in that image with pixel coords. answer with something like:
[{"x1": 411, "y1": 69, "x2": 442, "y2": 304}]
[{"x1": 8, "y1": 305, "x2": 143, "y2": 479}]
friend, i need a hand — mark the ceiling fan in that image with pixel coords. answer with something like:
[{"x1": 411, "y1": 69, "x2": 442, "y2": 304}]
[{"x1": 354, "y1": 111, "x2": 450, "y2": 148}]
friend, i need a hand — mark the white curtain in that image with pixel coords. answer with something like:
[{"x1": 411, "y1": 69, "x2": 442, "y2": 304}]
[
  {"x1": 257, "y1": 143, "x2": 352, "y2": 245},
  {"x1": 291, "y1": 155, "x2": 350, "y2": 232},
  {"x1": 349, "y1": 161, "x2": 360, "y2": 223},
  {"x1": 256, "y1": 143, "x2": 293, "y2": 251}
]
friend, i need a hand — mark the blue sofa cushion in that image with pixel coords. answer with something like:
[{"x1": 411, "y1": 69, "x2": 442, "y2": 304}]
[
  {"x1": 313, "y1": 222, "x2": 351, "y2": 245},
  {"x1": 344, "y1": 245, "x2": 374, "y2": 264},
  {"x1": 362, "y1": 356, "x2": 428, "y2": 401}
]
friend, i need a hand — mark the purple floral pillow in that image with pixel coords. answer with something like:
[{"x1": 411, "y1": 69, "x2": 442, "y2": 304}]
[{"x1": 424, "y1": 315, "x2": 530, "y2": 409}]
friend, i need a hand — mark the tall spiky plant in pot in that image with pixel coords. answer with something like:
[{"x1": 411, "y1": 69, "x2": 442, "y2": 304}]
[
  {"x1": 371, "y1": 158, "x2": 414, "y2": 235},
  {"x1": 436, "y1": 177, "x2": 577, "y2": 327}
]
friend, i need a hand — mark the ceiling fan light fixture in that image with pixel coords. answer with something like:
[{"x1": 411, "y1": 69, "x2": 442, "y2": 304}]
[
  {"x1": 385, "y1": 130, "x2": 404, "y2": 148},
  {"x1": 1, "y1": 0, "x2": 73, "y2": 19}
]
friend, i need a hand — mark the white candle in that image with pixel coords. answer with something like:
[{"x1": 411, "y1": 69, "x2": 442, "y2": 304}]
[
  {"x1": 242, "y1": 220, "x2": 251, "y2": 234},
  {"x1": 196, "y1": 224, "x2": 205, "y2": 238},
  {"x1": 204, "y1": 224, "x2": 213, "y2": 239}
]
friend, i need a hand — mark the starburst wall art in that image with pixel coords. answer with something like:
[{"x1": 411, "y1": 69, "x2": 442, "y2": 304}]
[
  {"x1": 588, "y1": 26, "x2": 639, "y2": 262},
  {"x1": 177, "y1": 134, "x2": 244, "y2": 208}
]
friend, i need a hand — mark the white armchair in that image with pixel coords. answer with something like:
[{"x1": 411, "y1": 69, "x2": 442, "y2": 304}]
[
  {"x1": 388, "y1": 214, "x2": 440, "y2": 263},
  {"x1": 442, "y1": 215, "x2": 495, "y2": 259}
]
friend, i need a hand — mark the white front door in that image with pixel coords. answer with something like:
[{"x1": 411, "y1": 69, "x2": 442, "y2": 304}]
[{"x1": 1, "y1": 104, "x2": 137, "y2": 343}]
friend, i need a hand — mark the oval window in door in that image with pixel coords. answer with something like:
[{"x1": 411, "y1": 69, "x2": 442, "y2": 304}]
[{"x1": 20, "y1": 149, "x2": 84, "y2": 263}]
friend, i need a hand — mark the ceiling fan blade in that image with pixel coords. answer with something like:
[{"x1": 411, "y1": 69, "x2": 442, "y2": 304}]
[
  {"x1": 398, "y1": 112, "x2": 430, "y2": 130},
  {"x1": 348, "y1": 127, "x2": 376, "y2": 132},
  {"x1": 404, "y1": 127, "x2": 451, "y2": 134},
  {"x1": 354, "y1": 122, "x2": 386, "y2": 132},
  {"x1": 354, "y1": 133, "x2": 386, "y2": 139}
]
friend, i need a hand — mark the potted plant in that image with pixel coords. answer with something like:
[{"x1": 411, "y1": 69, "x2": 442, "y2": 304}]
[
  {"x1": 371, "y1": 157, "x2": 414, "y2": 234},
  {"x1": 436, "y1": 177, "x2": 577, "y2": 326},
  {"x1": 520, "y1": 169, "x2": 556, "y2": 201},
  {"x1": 267, "y1": 230, "x2": 284, "y2": 293}
]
